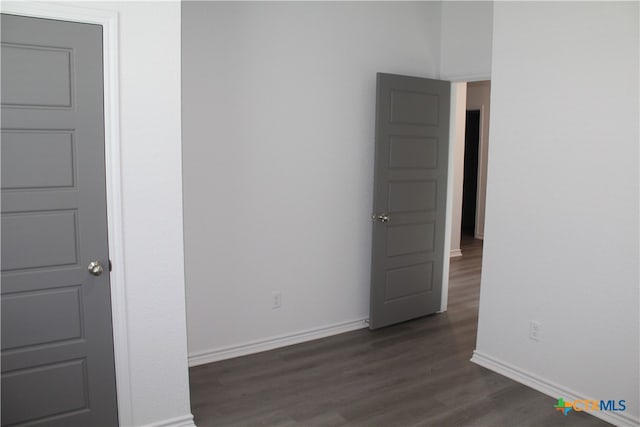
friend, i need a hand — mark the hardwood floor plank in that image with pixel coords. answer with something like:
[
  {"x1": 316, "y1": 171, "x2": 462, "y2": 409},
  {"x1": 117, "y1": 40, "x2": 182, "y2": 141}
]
[{"x1": 189, "y1": 238, "x2": 611, "y2": 426}]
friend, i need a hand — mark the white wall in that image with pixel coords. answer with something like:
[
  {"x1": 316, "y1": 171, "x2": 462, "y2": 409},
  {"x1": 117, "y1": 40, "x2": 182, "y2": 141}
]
[
  {"x1": 466, "y1": 81, "x2": 490, "y2": 240},
  {"x1": 85, "y1": 2, "x2": 193, "y2": 425},
  {"x1": 440, "y1": 1, "x2": 493, "y2": 81},
  {"x1": 182, "y1": 1, "x2": 442, "y2": 363},
  {"x1": 474, "y1": 3, "x2": 639, "y2": 426}
]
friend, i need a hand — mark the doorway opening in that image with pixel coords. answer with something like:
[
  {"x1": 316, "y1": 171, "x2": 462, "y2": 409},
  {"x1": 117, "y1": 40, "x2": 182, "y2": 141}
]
[
  {"x1": 462, "y1": 109, "x2": 480, "y2": 239},
  {"x1": 449, "y1": 80, "x2": 490, "y2": 264},
  {"x1": 442, "y1": 79, "x2": 490, "y2": 314}
]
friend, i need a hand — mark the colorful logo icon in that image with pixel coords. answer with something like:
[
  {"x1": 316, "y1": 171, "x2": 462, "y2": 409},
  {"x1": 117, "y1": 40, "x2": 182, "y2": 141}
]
[{"x1": 554, "y1": 398, "x2": 573, "y2": 416}]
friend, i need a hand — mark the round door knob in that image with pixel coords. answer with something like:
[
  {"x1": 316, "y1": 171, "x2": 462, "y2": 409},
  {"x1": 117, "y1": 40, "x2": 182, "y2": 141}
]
[
  {"x1": 377, "y1": 214, "x2": 390, "y2": 223},
  {"x1": 88, "y1": 261, "x2": 104, "y2": 276}
]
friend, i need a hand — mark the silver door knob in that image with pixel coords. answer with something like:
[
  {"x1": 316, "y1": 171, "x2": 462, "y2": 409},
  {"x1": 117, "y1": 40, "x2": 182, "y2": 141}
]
[
  {"x1": 88, "y1": 261, "x2": 104, "y2": 276},
  {"x1": 374, "y1": 214, "x2": 390, "y2": 223}
]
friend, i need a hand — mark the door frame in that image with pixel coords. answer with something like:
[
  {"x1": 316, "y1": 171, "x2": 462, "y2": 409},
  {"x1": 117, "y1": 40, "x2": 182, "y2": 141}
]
[{"x1": 1, "y1": 2, "x2": 133, "y2": 425}]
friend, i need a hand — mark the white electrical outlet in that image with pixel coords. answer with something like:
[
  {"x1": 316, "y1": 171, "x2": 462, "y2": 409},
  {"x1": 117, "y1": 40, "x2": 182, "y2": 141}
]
[
  {"x1": 529, "y1": 320, "x2": 542, "y2": 341},
  {"x1": 272, "y1": 291, "x2": 282, "y2": 309}
]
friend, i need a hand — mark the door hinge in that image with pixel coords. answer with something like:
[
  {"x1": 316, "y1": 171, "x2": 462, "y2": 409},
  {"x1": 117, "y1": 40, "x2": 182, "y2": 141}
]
[{"x1": 109, "y1": 259, "x2": 112, "y2": 272}]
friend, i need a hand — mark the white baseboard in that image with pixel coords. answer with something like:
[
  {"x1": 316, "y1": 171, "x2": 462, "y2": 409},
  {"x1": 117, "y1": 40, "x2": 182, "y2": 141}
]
[
  {"x1": 189, "y1": 318, "x2": 369, "y2": 367},
  {"x1": 471, "y1": 351, "x2": 639, "y2": 427},
  {"x1": 140, "y1": 414, "x2": 195, "y2": 427},
  {"x1": 450, "y1": 249, "x2": 463, "y2": 258},
  {"x1": 474, "y1": 232, "x2": 484, "y2": 240}
]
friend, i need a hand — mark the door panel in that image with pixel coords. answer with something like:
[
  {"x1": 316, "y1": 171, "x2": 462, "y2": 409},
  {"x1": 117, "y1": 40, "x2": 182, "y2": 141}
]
[
  {"x1": 389, "y1": 136, "x2": 438, "y2": 169},
  {"x1": 1, "y1": 43, "x2": 73, "y2": 108},
  {"x1": 369, "y1": 73, "x2": 450, "y2": 329},
  {"x1": 1, "y1": 210, "x2": 79, "y2": 271},
  {"x1": 386, "y1": 223, "x2": 435, "y2": 257},
  {"x1": 1, "y1": 286, "x2": 83, "y2": 350},
  {"x1": 2, "y1": 130, "x2": 76, "y2": 189},
  {"x1": 1, "y1": 14, "x2": 118, "y2": 426},
  {"x1": 385, "y1": 262, "x2": 434, "y2": 300},
  {"x1": 388, "y1": 180, "x2": 437, "y2": 212},
  {"x1": 2, "y1": 360, "x2": 89, "y2": 426}
]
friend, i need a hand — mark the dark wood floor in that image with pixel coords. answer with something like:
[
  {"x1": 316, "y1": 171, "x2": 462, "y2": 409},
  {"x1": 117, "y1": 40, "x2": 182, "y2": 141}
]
[{"x1": 189, "y1": 237, "x2": 610, "y2": 426}]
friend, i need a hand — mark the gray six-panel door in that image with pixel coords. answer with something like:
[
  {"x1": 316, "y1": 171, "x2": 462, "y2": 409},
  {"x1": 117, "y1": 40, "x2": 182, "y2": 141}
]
[
  {"x1": 1, "y1": 14, "x2": 118, "y2": 426},
  {"x1": 369, "y1": 73, "x2": 450, "y2": 329}
]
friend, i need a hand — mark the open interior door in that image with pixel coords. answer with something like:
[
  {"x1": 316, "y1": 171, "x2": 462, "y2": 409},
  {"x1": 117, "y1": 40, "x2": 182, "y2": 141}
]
[{"x1": 369, "y1": 73, "x2": 450, "y2": 329}]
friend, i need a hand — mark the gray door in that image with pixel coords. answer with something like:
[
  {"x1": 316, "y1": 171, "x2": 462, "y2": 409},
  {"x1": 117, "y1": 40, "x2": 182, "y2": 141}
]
[
  {"x1": 1, "y1": 14, "x2": 118, "y2": 426},
  {"x1": 369, "y1": 73, "x2": 450, "y2": 330}
]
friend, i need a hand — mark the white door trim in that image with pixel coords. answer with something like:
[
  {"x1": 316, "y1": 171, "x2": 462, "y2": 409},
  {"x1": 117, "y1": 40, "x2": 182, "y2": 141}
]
[{"x1": 0, "y1": 2, "x2": 133, "y2": 425}]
